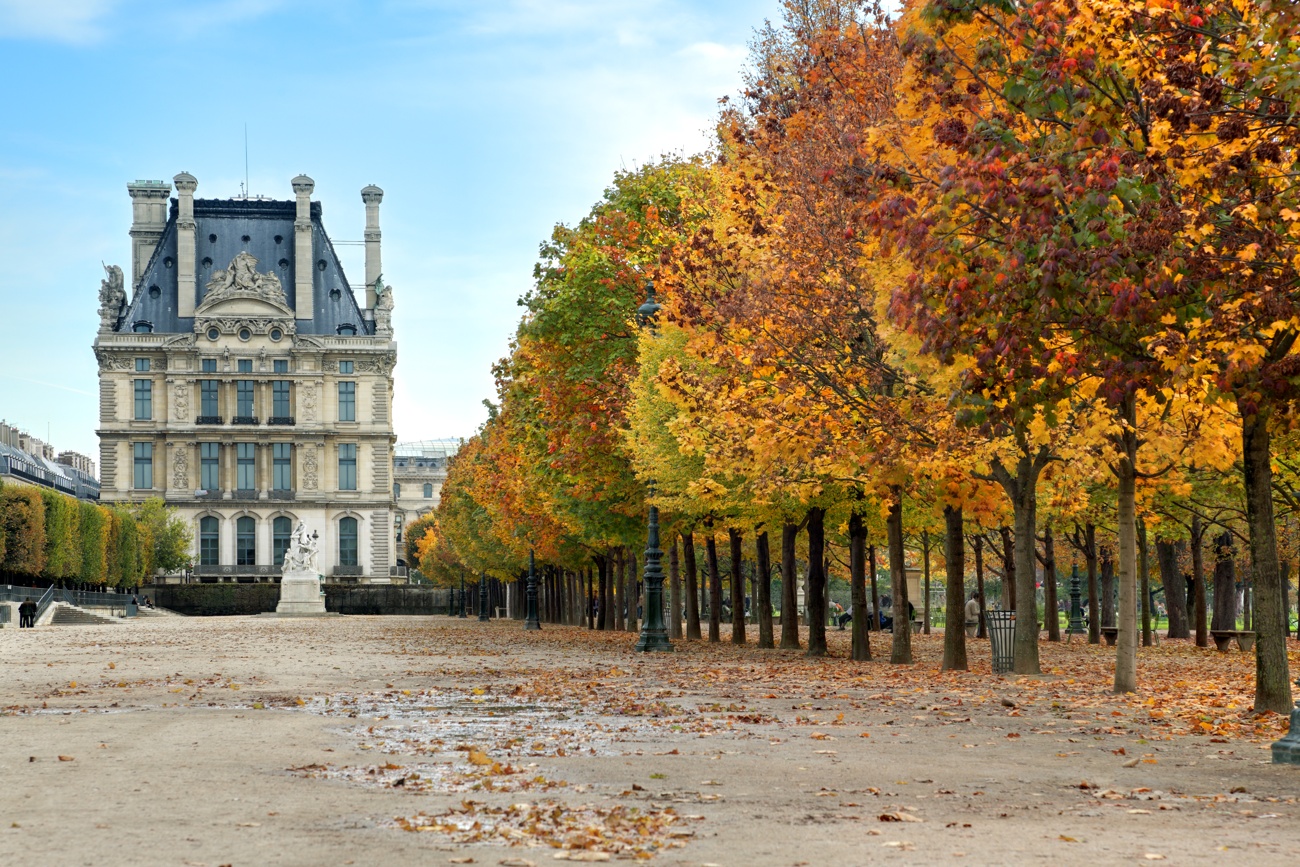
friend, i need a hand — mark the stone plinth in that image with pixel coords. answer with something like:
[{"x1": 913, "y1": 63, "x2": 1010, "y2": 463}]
[
  {"x1": 1272, "y1": 706, "x2": 1300, "y2": 765},
  {"x1": 276, "y1": 569, "x2": 327, "y2": 617}
]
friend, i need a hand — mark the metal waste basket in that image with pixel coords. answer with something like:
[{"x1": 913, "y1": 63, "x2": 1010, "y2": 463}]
[{"x1": 987, "y1": 609, "x2": 1015, "y2": 674}]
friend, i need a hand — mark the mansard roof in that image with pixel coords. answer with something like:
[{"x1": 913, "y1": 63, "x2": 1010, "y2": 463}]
[{"x1": 119, "y1": 197, "x2": 369, "y2": 336}]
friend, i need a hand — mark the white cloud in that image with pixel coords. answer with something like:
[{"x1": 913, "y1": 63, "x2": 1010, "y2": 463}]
[{"x1": 0, "y1": 0, "x2": 116, "y2": 44}]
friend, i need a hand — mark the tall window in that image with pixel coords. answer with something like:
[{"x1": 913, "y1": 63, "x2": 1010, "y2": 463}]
[
  {"x1": 201, "y1": 358, "x2": 217, "y2": 373},
  {"x1": 236, "y1": 380, "x2": 254, "y2": 417},
  {"x1": 272, "y1": 381, "x2": 291, "y2": 417},
  {"x1": 272, "y1": 516, "x2": 292, "y2": 567},
  {"x1": 338, "y1": 443, "x2": 357, "y2": 491},
  {"x1": 338, "y1": 516, "x2": 358, "y2": 567},
  {"x1": 236, "y1": 516, "x2": 256, "y2": 566},
  {"x1": 200, "y1": 380, "x2": 219, "y2": 416},
  {"x1": 393, "y1": 483, "x2": 401, "y2": 499},
  {"x1": 236, "y1": 443, "x2": 256, "y2": 491},
  {"x1": 274, "y1": 359, "x2": 289, "y2": 374},
  {"x1": 132, "y1": 442, "x2": 152, "y2": 489},
  {"x1": 423, "y1": 483, "x2": 433, "y2": 498},
  {"x1": 199, "y1": 516, "x2": 219, "y2": 566},
  {"x1": 237, "y1": 359, "x2": 252, "y2": 373},
  {"x1": 338, "y1": 381, "x2": 355, "y2": 422},
  {"x1": 273, "y1": 443, "x2": 292, "y2": 491},
  {"x1": 200, "y1": 443, "x2": 220, "y2": 490},
  {"x1": 134, "y1": 379, "x2": 152, "y2": 420}
]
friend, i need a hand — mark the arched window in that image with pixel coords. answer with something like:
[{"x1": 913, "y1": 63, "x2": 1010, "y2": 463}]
[
  {"x1": 393, "y1": 482, "x2": 401, "y2": 499},
  {"x1": 272, "y1": 516, "x2": 292, "y2": 567},
  {"x1": 338, "y1": 516, "x2": 358, "y2": 567},
  {"x1": 423, "y1": 483, "x2": 433, "y2": 498},
  {"x1": 199, "y1": 516, "x2": 219, "y2": 566},
  {"x1": 236, "y1": 516, "x2": 256, "y2": 566}
]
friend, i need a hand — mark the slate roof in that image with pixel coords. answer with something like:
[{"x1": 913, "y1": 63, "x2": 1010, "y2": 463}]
[{"x1": 118, "y1": 197, "x2": 369, "y2": 336}]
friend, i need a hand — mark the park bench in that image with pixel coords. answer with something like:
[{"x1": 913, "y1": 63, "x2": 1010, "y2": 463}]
[
  {"x1": 1210, "y1": 630, "x2": 1255, "y2": 652},
  {"x1": 1100, "y1": 626, "x2": 1118, "y2": 646}
]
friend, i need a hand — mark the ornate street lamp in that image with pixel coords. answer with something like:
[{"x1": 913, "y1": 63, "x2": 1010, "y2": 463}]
[
  {"x1": 459, "y1": 567, "x2": 467, "y2": 618},
  {"x1": 479, "y1": 571, "x2": 491, "y2": 622},
  {"x1": 1065, "y1": 564, "x2": 1086, "y2": 641},
  {"x1": 1272, "y1": 678, "x2": 1300, "y2": 765},
  {"x1": 525, "y1": 549, "x2": 541, "y2": 630},
  {"x1": 634, "y1": 281, "x2": 673, "y2": 652}
]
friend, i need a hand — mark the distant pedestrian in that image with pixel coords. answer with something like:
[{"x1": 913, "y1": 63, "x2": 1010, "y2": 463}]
[{"x1": 19, "y1": 597, "x2": 35, "y2": 628}]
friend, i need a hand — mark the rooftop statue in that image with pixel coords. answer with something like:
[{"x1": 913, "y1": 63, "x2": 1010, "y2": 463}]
[
  {"x1": 98, "y1": 264, "x2": 126, "y2": 332},
  {"x1": 201, "y1": 252, "x2": 288, "y2": 309}
]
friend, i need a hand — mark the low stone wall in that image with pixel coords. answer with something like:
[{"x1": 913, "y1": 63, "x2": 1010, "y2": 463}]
[{"x1": 145, "y1": 584, "x2": 452, "y2": 617}]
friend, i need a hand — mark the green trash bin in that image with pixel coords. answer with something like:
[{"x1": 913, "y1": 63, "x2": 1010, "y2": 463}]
[{"x1": 987, "y1": 609, "x2": 1015, "y2": 674}]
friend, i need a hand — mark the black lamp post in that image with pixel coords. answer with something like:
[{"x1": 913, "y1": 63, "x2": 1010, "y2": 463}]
[
  {"x1": 634, "y1": 281, "x2": 673, "y2": 653},
  {"x1": 478, "y1": 571, "x2": 491, "y2": 622},
  {"x1": 1066, "y1": 564, "x2": 1086, "y2": 641},
  {"x1": 458, "y1": 568, "x2": 467, "y2": 618},
  {"x1": 525, "y1": 549, "x2": 541, "y2": 630}
]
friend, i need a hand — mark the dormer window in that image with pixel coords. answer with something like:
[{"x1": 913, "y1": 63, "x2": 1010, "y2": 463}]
[
  {"x1": 132, "y1": 320, "x2": 153, "y2": 333},
  {"x1": 337, "y1": 324, "x2": 357, "y2": 336}
]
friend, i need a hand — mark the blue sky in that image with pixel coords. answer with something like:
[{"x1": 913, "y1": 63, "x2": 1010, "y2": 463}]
[{"x1": 0, "y1": 0, "x2": 781, "y2": 463}]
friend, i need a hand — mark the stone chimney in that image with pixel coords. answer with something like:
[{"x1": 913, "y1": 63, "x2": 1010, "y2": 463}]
[
  {"x1": 127, "y1": 180, "x2": 171, "y2": 285},
  {"x1": 292, "y1": 174, "x2": 315, "y2": 320},
  {"x1": 173, "y1": 172, "x2": 198, "y2": 318},
  {"x1": 361, "y1": 184, "x2": 384, "y2": 309}
]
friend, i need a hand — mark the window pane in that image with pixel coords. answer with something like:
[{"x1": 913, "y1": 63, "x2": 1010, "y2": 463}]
[
  {"x1": 273, "y1": 443, "x2": 292, "y2": 491},
  {"x1": 339, "y1": 361, "x2": 353, "y2": 374},
  {"x1": 237, "y1": 359, "x2": 252, "y2": 373},
  {"x1": 339, "y1": 517, "x2": 358, "y2": 567},
  {"x1": 135, "y1": 358, "x2": 150, "y2": 372},
  {"x1": 272, "y1": 516, "x2": 292, "y2": 567},
  {"x1": 273, "y1": 381, "x2": 291, "y2": 417},
  {"x1": 134, "y1": 379, "x2": 152, "y2": 420},
  {"x1": 237, "y1": 443, "x2": 256, "y2": 490},
  {"x1": 339, "y1": 444, "x2": 356, "y2": 491},
  {"x1": 199, "y1": 516, "x2": 220, "y2": 566},
  {"x1": 200, "y1": 443, "x2": 220, "y2": 490},
  {"x1": 201, "y1": 380, "x2": 219, "y2": 416},
  {"x1": 338, "y1": 382, "x2": 355, "y2": 421},
  {"x1": 202, "y1": 358, "x2": 216, "y2": 373},
  {"x1": 274, "y1": 359, "x2": 288, "y2": 373},
  {"x1": 133, "y1": 442, "x2": 152, "y2": 489},
  {"x1": 237, "y1": 381, "x2": 254, "y2": 417},
  {"x1": 423, "y1": 483, "x2": 432, "y2": 498},
  {"x1": 236, "y1": 516, "x2": 256, "y2": 566}
]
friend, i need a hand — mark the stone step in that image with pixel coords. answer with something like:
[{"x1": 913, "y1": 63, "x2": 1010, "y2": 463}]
[{"x1": 49, "y1": 604, "x2": 119, "y2": 626}]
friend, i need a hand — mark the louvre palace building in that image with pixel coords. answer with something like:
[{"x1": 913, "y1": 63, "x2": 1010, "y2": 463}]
[{"x1": 94, "y1": 172, "x2": 399, "y2": 583}]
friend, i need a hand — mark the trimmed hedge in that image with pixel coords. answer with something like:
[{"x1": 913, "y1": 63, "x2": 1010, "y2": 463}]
[{"x1": 146, "y1": 583, "x2": 453, "y2": 616}]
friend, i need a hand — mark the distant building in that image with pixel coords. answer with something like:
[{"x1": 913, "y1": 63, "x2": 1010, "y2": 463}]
[
  {"x1": 93, "y1": 173, "x2": 398, "y2": 583},
  {"x1": 392, "y1": 440, "x2": 459, "y2": 572},
  {"x1": 0, "y1": 420, "x2": 100, "y2": 500},
  {"x1": 57, "y1": 451, "x2": 97, "y2": 478}
]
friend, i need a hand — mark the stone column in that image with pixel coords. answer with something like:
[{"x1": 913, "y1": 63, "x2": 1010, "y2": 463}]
[
  {"x1": 361, "y1": 185, "x2": 384, "y2": 309},
  {"x1": 292, "y1": 175, "x2": 315, "y2": 321},
  {"x1": 174, "y1": 172, "x2": 198, "y2": 318}
]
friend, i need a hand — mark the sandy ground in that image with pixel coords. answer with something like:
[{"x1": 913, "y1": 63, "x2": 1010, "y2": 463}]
[{"x1": 1, "y1": 615, "x2": 1298, "y2": 867}]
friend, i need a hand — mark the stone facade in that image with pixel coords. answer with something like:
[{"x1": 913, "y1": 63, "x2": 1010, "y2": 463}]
[
  {"x1": 94, "y1": 173, "x2": 398, "y2": 583},
  {"x1": 390, "y1": 440, "x2": 458, "y2": 570}
]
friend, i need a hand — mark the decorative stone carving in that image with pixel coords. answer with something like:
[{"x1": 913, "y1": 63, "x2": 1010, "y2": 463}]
[
  {"x1": 98, "y1": 265, "x2": 126, "y2": 332},
  {"x1": 94, "y1": 349, "x2": 133, "y2": 371},
  {"x1": 198, "y1": 252, "x2": 293, "y2": 314},
  {"x1": 172, "y1": 444, "x2": 189, "y2": 489},
  {"x1": 374, "y1": 282, "x2": 394, "y2": 337},
  {"x1": 173, "y1": 381, "x2": 189, "y2": 421},
  {"x1": 302, "y1": 382, "x2": 317, "y2": 422},
  {"x1": 356, "y1": 351, "x2": 397, "y2": 376},
  {"x1": 195, "y1": 316, "x2": 297, "y2": 339},
  {"x1": 303, "y1": 446, "x2": 319, "y2": 490}
]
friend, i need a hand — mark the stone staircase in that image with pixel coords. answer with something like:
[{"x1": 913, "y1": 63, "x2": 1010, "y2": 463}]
[
  {"x1": 134, "y1": 606, "x2": 183, "y2": 618},
  {"x1": 48, "y1": 603, "x2": 119, "y2": 626}
]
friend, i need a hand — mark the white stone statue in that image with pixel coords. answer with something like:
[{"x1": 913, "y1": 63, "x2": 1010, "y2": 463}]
[
  {"x1": 277, "y1": 521, "x2": 327, "y2": 617},
  {"x1": 98, "y1": 264, "x2": 126, "y2": 332},
  {"x1": 202, "y1": 252, "x2": 287, "y2": 308},
  {"x1": 374, "y1": 279, "x2": 394, "y2": 337},
  {"x1": 284, "y1": 521, "x2": 319, "y2": 574}
]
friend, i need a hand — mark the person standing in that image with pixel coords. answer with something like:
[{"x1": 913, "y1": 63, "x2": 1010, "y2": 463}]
[{"x1": 19, "y1": 597, "x2": 35, "y2": 628}]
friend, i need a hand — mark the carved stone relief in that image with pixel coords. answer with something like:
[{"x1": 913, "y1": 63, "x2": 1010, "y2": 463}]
[
  {"x1": 303, "y1": 446, "x2": 319, "y2": 491},
  {"x1": 302, "y1": 382, "x2": 317, "y2": 422},
  {"x1": 173, "y1": 381, "x2": 189, "y2": 421},
  {"x1": 98, "y1": 265, "x2": 126, "y2": 333},
  {"x1": 172, "y1": 444, "x2": 189, "y2": 489},
  {"x1": 356, "y1": 352, "x2": 397, "y2": 376}
]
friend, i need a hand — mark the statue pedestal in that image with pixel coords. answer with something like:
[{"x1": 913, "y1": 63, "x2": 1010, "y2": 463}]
[{"x1": 276, "y1": 569, "x2": 327, "y2": 617}]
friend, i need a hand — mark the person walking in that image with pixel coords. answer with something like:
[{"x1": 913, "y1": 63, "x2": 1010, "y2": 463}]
[{"x1": 19, "y1": 597, "x2": 35, "y2": 628}]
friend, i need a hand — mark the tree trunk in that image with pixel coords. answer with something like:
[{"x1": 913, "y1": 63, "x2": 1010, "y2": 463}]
[
  {"x1": 683, "y1": 531, "x2": 701, "y2": 640},
  {"x1": 1156, "y1": 539, "x2": 1190, "y2": 639},
  {"x1": 728, "y1": 528, "x2": 745, "y2": 644},
  {"x1": 806, "y1": 506, "x2": 828, "y2": 657},
  {"x1": 1042, "y1": 527, "x2": 1060, "y2": 642},
  {"x1": 1101, "y1": 547, "x2": 1116, "y2": 628},
  {"x1": 626, "y1": 552, "x2": 638, "y2": 634},
  {"x1": 989, "y1": 451, "x2": 1046, "y2": 675},
  {"x1": 669, "y1": 537, "x2": 682, "y2": 640},
  {"x1": 613, "y1": 548, "x2": 625, "y2": 631},
  {"x1": 1113, "y1": 405, "x2": 1139, "y2": 694},
  {"x1": 849, "y1": 511, "x2": 870, "y2": 661},
  {"x1": 868, "y1": 543, "x2": 881, "y2": 632},
  {"x1": 1190, "y1": 517, "x2": 1207, "y2": 647},
  {"x1": 887, "y1": 491, "x2": 912, "y2": 665},
  {"x1": 942, "y1": 505, "x2": 967, "y2": 671},
  {"x1": 973, "y1": 534, "x2": 987, "y2": 639},
  {"x1": 1138, "y1": 520, "x2": 1153, "y2": 648},
  {"x1": 921, "y1": 531, "x2": 932, "y2": 635},
  {"x1": 756, "y1": 531, "x2": 774, "y2": 649},
  {"x1": 1211, "y1": 532, "x2": 1236, "y2": 631},
  {"x1": 705, "y1": 533, "x2": 722, "y2": 643},
  {"x1": 999, "y1": 525, "x2": 1017, "y2": 611},
  {"x1": 597, "y1": 554, "x2": 610, "y2": 630},
  {"x1": 1241, "y1": 406, "x2": 1293, "y2": 712},
  {"x1": 780, "y1": 522, "x2": 801, "y2": 650}
]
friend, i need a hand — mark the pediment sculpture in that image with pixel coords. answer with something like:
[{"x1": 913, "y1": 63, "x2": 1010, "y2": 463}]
[
  {"x1": 197, "y1": 252, "x2": 293, "y2": 315},
  {"x1": 98, "y1": 264, "x2": 126, "y2": 332}
]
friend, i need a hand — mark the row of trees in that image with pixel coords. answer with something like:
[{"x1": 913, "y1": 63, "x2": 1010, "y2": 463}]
[
  {"x1": 415, "y1": 0, "x2": 1300, "y2": 711},
  {"x1": 0, "y1": 480, "x2": 191, "y2": 587}
]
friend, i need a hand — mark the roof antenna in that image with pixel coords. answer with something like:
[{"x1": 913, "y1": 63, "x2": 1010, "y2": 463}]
[{"x1": 244, "y1": 123, "x2": 250, "y2": 198}]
